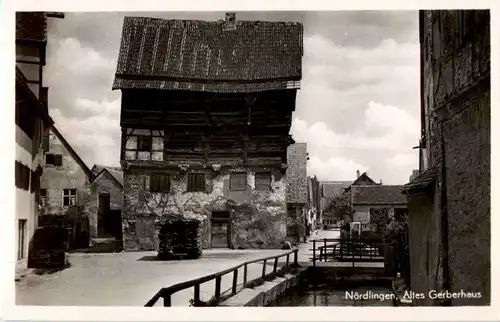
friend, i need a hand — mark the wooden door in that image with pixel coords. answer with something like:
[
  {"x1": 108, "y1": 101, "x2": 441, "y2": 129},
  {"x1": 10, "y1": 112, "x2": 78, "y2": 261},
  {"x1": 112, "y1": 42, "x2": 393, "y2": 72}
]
[{"x1": 211, "y1": 220, "x2": 230, "y2": 248}]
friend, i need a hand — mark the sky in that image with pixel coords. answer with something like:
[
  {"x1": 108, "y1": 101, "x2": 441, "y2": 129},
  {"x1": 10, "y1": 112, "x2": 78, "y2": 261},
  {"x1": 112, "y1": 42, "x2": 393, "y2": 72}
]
[{"x1": 44, "y1": 11, "x2": 420, "y2": 185}]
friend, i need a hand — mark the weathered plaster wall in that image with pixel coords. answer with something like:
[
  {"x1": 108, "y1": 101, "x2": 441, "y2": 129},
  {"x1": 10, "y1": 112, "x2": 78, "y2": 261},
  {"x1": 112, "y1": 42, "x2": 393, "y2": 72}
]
[
  {"x1": 122, "y1": 167, "x2": 287, "y2": 251},
  {"x1": 407, "y1": 189, "x2": 442, "y2": 306},
  {"x1": 83, "y1": 171, "x2": 123, "y2": 238},
  {"x1": 40, "y1": 130, "x2": 89, "y2": 216},
  {"x1": 443, "y1": 92, "x2": 490, "y2": 305}
]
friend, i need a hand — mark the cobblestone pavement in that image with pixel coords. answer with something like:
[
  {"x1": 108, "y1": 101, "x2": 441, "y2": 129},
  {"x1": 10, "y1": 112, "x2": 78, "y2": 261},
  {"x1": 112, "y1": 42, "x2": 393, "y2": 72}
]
[{"x1": 15, "y1": 248, "x2": 291, "y2": 306}]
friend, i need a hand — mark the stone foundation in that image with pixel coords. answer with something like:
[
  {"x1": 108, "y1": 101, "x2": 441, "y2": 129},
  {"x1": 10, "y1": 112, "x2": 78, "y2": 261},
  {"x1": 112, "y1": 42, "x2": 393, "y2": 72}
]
[{"x1": 122, "y1": 166, "x2": 288, "y2": 251}]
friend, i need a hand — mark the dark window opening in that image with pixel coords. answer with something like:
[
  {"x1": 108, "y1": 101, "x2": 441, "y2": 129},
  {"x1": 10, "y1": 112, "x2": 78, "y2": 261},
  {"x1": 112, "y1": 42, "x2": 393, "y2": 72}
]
[
  {"x1": 15, "y1": 161, "x2": 30, "y2": 191},
  {"x1": 255, "y1": 172, "x2": 271, "y2": 190},
  {"x1": 46, "y1": 153, "x2": 62, "y2": 166},
  {"x1": 187, "y1": 173, "x2": 205, "y2": 192},
  {"x1": 45, "y1": 153, "x2": 54, "y2": 165},
  {"x1": 40, "y1": 189, "x2": 47, "y2": 207},
  {"x1": 150, "y1": 173, "x2": 171, "y2": 193},
  {"x1": 138, "y1": 136, "x2": 152, "y2": 152},
  {"x1": 63, "y1": 189, "x2": 77, "y2": 206},
  {"x1": 230, "y1": 172, "x2": 247, "y2": 191}
]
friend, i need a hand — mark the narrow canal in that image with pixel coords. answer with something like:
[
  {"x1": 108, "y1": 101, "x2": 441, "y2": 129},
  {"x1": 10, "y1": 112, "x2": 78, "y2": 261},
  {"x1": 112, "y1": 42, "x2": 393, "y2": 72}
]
[{"x1": 269, "y1": 285, "x2": 395, "y2": 306}]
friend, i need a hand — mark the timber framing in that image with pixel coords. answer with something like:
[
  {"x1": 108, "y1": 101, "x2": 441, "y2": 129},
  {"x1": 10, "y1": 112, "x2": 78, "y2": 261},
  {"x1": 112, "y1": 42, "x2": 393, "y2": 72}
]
[{"x1": 120, "y1": 89, "x2": 295, "y2": 167}]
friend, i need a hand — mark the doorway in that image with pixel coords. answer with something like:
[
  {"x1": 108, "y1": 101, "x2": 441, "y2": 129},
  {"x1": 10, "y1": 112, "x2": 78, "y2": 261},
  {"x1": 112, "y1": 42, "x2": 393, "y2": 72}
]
[
  {"x1": 210, "y1": 211, "x2": 231, "y2": 248},
  {"x1": 98, "y1": 193, "x2": 113, "y2": 238}
]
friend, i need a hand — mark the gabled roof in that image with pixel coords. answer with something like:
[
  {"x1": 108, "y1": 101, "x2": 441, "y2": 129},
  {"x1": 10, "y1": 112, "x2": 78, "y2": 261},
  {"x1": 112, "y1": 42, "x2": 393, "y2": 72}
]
[
  {"x1": 321, "y1": 181, "x2": 351, "y2": 198},
  {"x1": 351, "y1": 185, "x2": 407, "y2": 205},
  {"x1": 49, "y1": 125, "x2": 93, "y2": 180},
  {"x1": 91, "y1": 164, "x2": 122, "y2": 175},
  {"x1": 402, "y1": 166, "x2": 439, "y2": 194},
  {"x1": 345, "y1": 172, "x2": 379, "y2": 192},
  {"x1": 91, "y1": 166, "x2": 124, "y2": 188},
  {"x1": 113, "y1": 16, "x2": 303, "y2": 93}
]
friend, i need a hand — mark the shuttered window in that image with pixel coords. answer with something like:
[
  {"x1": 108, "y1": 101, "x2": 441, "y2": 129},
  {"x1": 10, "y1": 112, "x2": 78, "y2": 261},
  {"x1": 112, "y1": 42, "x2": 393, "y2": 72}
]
[
  {"x1": 255, "y1": 172, "x2": 271, "y2": 190},
  {"x1": 187, "y1": 173, "x2": 205, "y2": 192},
  {"x1": 150, "y1": 173, "x2": 171, "y2": 193},
  {"x1": 230, "y1": 172, "x2": 247, "y2": 191}
]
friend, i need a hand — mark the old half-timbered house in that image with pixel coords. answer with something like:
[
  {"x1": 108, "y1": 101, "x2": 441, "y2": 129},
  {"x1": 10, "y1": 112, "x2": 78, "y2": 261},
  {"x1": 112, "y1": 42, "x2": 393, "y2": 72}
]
[{"x1": 112, "y1": 14, "x2": 303, "y2": 252}]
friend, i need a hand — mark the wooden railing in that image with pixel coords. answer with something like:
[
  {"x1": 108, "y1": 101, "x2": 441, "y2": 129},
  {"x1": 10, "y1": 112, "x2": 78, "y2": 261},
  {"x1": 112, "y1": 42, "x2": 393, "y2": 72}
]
[
  {"x1": 311, "y1": 238, "x2": 384, "y2": 266},
  {"x1": 145, "y1": 248, "x2": 299, "y2": 307}
]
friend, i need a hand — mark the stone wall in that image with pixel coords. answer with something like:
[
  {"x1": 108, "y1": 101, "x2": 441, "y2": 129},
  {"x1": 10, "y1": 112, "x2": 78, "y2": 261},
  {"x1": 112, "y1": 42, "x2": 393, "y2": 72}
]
[
  {"x1": 83, "y1": 170, "x2": 123, "y2": 238},
  {"x1": 286, "y1": 143, "x2": 308, "y2": 203},
  {"x1": 40, "y1": 129, "x2": 90, "y2": 216},
  {"x1": 122, "y1": 166, "x2": 287, "y2": 251},
  {"x1": 417, "y1": 10, "x2": 490, "y2": 305},
  {"x1": 442, "y1": 91, "x2": 490, "y2": 305},
  {"x1": 407, "y1": 189, "x2": 443, "y2": 306}
]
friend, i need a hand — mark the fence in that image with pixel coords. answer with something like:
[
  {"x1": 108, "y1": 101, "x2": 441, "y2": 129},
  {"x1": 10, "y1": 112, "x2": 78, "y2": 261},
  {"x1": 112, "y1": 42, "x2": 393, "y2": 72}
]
[
  {"x1": 311, "y1": 238, "x2": 385, "y2": 266},
  {"x1": 145, "y1": 248, "x2": 299, "y2": 307}
]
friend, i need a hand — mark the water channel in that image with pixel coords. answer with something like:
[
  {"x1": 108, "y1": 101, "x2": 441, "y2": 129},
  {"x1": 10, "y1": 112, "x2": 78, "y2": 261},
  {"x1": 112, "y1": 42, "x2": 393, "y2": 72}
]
[{"x1": 269, "y1": 285, "x2": 395, "y2": 306}]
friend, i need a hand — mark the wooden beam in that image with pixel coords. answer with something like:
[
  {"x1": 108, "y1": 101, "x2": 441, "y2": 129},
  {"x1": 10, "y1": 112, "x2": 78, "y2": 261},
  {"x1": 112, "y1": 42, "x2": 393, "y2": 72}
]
[{"x1": 120, "y1": 127, "x2": 126, "y2": 162}]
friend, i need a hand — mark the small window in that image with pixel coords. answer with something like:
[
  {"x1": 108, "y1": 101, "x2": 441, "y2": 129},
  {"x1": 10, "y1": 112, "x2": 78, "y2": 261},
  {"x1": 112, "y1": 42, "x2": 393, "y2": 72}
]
[
  {"x1": 40, "y1": 189, "x2": 47, "y2": 207},
  {"x1": 150, "y1": 173, "x2": 171, "y2": 193},
  {"x1": 138, "y1": 136, "x2": 152, "y2": 152},
  {"x1": 53, "y1": 154, "x2": 63, "y2": 166},
  {"x1": 255, "y1": 172, "x2": 271, "y2": 191},
  {"x1": 187, "y1": 173, "x2": 205, "y2": 192},
  {"x1": 45, "y1": 153, "x2": 54, "y2": 165},
  {"x1": 230, "y1": 172, "x2": 247, "y2": 191},
  {"x1": 63, "y1": 189, "x2": 77, "y2": 206}
]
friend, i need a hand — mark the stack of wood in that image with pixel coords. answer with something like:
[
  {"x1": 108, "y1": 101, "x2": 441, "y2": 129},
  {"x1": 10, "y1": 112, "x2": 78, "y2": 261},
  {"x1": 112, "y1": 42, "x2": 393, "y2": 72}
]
[{"x1": 158, "y1": 220, "x2": 202, "y2": 260}]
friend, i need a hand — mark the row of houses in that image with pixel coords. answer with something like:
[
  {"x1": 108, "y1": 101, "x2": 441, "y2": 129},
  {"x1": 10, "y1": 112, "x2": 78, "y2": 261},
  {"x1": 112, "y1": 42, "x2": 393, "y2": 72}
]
[{"x1": 15, "y1": 12, "x2": 124, "y2": 272}]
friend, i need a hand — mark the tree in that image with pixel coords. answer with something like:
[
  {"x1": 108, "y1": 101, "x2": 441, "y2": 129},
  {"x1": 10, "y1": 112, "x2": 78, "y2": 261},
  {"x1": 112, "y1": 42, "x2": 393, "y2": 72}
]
[{"x1": 324, "y1": 193, "x2": 352, "y2": 221}]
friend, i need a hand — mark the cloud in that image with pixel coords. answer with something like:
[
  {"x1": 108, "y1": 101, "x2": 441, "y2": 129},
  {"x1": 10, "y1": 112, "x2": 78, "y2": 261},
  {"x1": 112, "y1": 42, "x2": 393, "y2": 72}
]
[
  {"x1": 308, "y1": 156, "x2": 367, "y2": 181},
  {"x1": 291, "y1": 100, "x2": 419, "y2": 183}
]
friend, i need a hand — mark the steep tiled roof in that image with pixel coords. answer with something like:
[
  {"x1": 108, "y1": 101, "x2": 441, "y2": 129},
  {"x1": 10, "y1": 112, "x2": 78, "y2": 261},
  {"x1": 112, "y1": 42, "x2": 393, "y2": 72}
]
[
  {"x1": 352, "y1": 185, "x2": 407, "y2": 205},
  {"x1": 402, "y1": 166, "x2": 438, "y2": 194},
  {"x1": 321, "y1": 181, "x2": 351, "y2": 198},
  {"x1": 113, "y1": 16, "x2": 303, "y2": 93}
]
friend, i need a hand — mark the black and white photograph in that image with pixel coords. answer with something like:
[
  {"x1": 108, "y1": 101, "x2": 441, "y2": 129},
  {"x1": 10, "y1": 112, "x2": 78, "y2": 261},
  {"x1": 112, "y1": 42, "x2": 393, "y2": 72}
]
[{"x1": 2, "y1": 1, "x2": 496, "y2": 320}]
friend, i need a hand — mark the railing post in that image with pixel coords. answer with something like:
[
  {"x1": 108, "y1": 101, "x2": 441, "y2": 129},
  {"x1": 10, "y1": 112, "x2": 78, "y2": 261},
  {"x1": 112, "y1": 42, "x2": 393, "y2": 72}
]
[
  {"x1": 243, "y1": 263, "x2": 248, "y2": 287},
  {"x1": 294, "y1": 249, "x2": 298, "y2": 265},
  {"x1": 215, "y1": 276, "x2": 222, "y2": 300},
  {"x1": 273, "y1": 257, "x2": 278, "y2": 274},
  {"x1": 163, "y1": 292, "x2": 172, "y2": 307},
  {"x1": 313, "y1": 240, "x2": 316, "y2": 266},
  {"x1": 324, "y1": 238, "x2": 327, "y2": 261},
  {"x1": 262, "y1": 259, "x2": 267, "y2": 278},
  {"x1": 232, "y1": 269, "x2": 238, "y2": 294},
  {"x1": 286, "y1": 254, "x2": 290, "y2": 267},
  {"x1": 194, "y1": 284, "x2": 200, "y2": 306}
]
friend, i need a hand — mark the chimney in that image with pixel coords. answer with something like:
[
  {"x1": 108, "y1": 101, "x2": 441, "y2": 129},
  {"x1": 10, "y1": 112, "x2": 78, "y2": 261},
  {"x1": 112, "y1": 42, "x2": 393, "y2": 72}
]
[
  {"x1": 380, "y1": 179, "x2": 383, "y2": 185},
  {"x1": 356, "y1": 170, "x2": 360, "y2": 178},
  {"x1": 224, "y1": 13, "x2": 237, "y2": 30}
]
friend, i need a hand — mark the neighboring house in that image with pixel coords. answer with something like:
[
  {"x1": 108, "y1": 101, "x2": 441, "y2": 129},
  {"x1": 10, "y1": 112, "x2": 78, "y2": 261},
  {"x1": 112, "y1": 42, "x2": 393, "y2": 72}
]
[
  {"x1": 39, "y1": 125, "x2": 93, "y2": 216},
  {"x1": 403, "y1": 10, "x2": 490, "y2": 306},
  {"x1": 15, "y1": 12, "x2": 64, "y2": 271},
  {"x1": 320, "y1": 180, "x2": 351, "y2": 227},
  {"x1": 286, "y1": 143, "x2": 308, "y2": 241},
  {"x1": 84, "y1": 165, "x2": 124, "y2": 239},
  {"x1": 345, "y1": 170, "x2": 380, "y2": 192},
  {"x1": 349, "y1": 185, "x2": 407, "y2": 230},
  {"x1": 112, "y1": 14, "x2": 303, "y2": 251}
]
